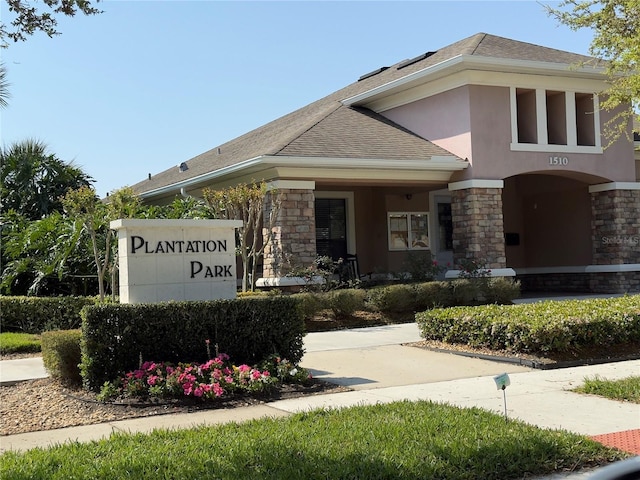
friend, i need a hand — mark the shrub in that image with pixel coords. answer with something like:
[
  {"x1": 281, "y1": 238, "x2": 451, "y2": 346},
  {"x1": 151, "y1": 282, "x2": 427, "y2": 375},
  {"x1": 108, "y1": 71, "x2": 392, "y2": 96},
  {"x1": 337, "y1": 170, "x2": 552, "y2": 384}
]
[
  {"x1": 293, "y1": 292, "x2": 327, "y2": 319},
  {"x1": 482, "y1": 277, "x2": 521, "y2": 304},
  {"x1": 366, "y1": 284, "x2": 417, "y2": 313},
  {"x1": 0, "y1": 296, "x2": 96, "y2": 333},
  {"x1": 325, "y1": 289, "x2": 366, "y2": 318},
  {"x1": 402, "y1": 251, "x2": 446, "y2": 282},
  {"x1": 449, "y1": 279, "x2": 481, "y2": 305},
  {"x1": 413, "y1": 281, "x2": 454, "y2": 310},
  {"x1": 80, "y1": 296, "x2": 305, "y2": 391},
  {"x1": 416, "y1": 295, "x2": 640, "y2": 355},
  {"x1": 41, "y1": 329, "x2": 83, "y2": 386}
]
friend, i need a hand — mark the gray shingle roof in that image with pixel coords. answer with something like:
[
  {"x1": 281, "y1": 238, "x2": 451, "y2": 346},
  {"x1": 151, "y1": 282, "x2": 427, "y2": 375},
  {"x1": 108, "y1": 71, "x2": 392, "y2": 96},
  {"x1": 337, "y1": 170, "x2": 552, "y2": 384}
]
[{"x1": 132, "y1": 33, "x2": 598, "y2": 196}]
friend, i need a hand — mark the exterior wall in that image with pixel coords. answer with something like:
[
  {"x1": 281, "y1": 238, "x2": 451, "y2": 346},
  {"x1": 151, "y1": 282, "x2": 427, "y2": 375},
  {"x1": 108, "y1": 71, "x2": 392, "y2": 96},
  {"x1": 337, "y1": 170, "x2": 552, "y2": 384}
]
[
  {"x1": 382, "y1": 86, "x2": 473, "y2": 162},
  {"x1": 262, "y1": 188, "x2": 316, "y2": 277},
  {"x1": 465, "y1": 85, "x2": 634, "y2": 182},
  {"x1": 384, "y1": 84, "x2": 634, "y2": 183},
  {"x1": 450, "y1": 187, "x2": 506, "y2": 270},
  {"x1": 503, "y1": 175, "x2": 592, "y2": 268}
]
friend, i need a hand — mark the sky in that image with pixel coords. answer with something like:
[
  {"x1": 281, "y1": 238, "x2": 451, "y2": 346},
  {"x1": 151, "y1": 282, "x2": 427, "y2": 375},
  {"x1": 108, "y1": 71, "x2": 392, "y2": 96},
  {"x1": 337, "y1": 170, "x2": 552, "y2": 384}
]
[{"x1": 0, "y1": 1, "x2": 597, "y2": 198}]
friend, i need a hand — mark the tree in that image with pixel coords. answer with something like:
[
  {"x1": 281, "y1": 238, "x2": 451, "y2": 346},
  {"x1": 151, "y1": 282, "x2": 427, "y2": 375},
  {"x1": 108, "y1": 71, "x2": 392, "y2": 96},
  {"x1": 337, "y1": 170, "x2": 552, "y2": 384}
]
[
  {"x1": 1, "y1": 0, "x2": 101, "y2": 46},
  {"x1": 0, "y1": 210, "x2": 91, "y2": 295},
  {"x1": 0, "y1": 62, "x2": 9, "y2": 108},
  {"x1": 203, "y1": 182, "x2": 281, "y2": 292},
  {"x1": 61, "y1": 185, "x2": 145, "y2": 300},
  {"x1": 546, "y1": 0, "x2": 640, "y2": 142},
  {"x1": 0, "y1": 139, "x2": 94, "y2": 220}
]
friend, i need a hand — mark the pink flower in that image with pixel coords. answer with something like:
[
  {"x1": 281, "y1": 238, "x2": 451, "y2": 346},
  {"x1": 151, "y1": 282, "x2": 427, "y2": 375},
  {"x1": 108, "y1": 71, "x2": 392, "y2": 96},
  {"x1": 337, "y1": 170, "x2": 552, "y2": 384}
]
[
  {"x1": 224, "y1": 375, "x2": 234, "y2": 384},
  {"x1": 251, "y1": 370, "x2": 262, "y2": 381},
  {"x1": 238, "y1": 364, "x2": 251, "y2": 373},
  {"x1": 193, "y1": 386, "x2": 204, "y2": 397},
  {"x1": 213, "y1": 383, "x2": 224, "y2": 397},
  {"x1": 147, "y1": 375, "x2": 159, "y2": 386},
  {"x1": 182, "y1": 382, "x2": 194, "y2": 396}
]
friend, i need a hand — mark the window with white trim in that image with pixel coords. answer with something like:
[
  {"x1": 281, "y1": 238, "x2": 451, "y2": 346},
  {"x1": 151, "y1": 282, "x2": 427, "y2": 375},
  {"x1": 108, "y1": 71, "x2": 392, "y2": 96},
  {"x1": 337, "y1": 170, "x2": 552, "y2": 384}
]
[
  {"x1": 388, "y1": 212, "x2": 430, "y2": 251},
  {"x1": 510, "y1": 87, "x2": 601, "y2": 153}
]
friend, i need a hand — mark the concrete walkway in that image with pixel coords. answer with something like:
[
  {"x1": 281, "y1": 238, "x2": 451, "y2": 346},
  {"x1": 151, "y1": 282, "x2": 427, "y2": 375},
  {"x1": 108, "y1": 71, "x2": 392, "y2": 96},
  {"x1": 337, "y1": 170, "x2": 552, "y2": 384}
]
[{"x1": 1, "y1": 323, "x2": 638, "y2": 480}]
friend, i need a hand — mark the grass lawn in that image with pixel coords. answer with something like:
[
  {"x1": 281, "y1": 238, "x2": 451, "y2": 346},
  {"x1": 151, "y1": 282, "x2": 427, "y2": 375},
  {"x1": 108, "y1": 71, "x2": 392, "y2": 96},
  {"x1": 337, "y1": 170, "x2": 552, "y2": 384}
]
[
  {"x1": 0, "y1": 332, "x2": 40, "y2": 355},
  {"x1": 574, "y1": 376, "x2": 640, "y2": 404},
  {"x1": 0, "y1": 401, "x2": 626, "y2": 480}
]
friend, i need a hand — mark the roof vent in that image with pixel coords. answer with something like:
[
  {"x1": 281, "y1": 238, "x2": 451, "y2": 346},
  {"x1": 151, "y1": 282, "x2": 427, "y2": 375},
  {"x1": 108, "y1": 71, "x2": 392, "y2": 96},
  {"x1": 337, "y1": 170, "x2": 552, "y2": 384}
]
[
  {"x1": 397, "y1": 51, "x2": 436, "y2": 70},
  {"x1": 178, "y1": 162, "x2": 188, "y2": 172},
  {"x1": 148, "y1": 173, "x2": 151, "y2": 180},
  {"x1": 358, "y1": 66, "x2": 389, "y2": 82}
]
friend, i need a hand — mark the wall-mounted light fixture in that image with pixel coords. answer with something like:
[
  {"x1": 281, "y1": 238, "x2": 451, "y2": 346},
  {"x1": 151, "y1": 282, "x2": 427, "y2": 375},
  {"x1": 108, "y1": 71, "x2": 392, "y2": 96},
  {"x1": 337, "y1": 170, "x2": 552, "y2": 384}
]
[{"x1": 405, "y1": 194, "x2": 413, "y2": 200}]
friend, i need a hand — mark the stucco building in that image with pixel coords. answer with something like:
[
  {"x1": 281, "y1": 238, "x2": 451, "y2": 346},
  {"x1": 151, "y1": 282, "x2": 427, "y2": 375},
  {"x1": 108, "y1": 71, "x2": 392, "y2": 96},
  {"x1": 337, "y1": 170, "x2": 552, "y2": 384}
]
[{"x1": 131, "y1": 33, "x2": 640, "y2": 293}]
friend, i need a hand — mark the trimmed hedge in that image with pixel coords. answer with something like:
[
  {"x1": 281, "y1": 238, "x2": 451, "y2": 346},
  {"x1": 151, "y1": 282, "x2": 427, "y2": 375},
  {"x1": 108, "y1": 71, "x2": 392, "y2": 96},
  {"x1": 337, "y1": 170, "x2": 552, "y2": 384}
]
[
  {"x1": 80, "y1": 296, "x2": 305, "y2": 391},
  {"x1": 41, "y1": 329, "x2": 83, "y2": 386},
  {"x1": 416, "y1": 295, "x2": 640, "y2": 354},
  {"x1": 0, "y1": 296, "x2": 96, "y2": 333}
]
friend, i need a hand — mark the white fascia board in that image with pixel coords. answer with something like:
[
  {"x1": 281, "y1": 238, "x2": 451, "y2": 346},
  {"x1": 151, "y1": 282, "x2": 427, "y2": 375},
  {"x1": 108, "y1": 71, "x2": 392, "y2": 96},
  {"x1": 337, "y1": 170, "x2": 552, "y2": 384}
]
[
  {"x1": 266, "y1": 155, "x2": 468, "y2": 171},
  {"x1": 448, "y1": 179, "x2": 504, "y2": 191},
  {"x1": 343, "y1": 55, "x2": 606, "y2": 108},
  {"x1": 139, "y1": 156, "x2": 268, "y2": 199},
  {"x1": 140, "y1": 155, "x2": 468, "y2": 199},
  {"x1": 588, "y1": 182, "x2": 640, "y2": 193},
  {"x1": 266, "y1": 180, "x2": 316, "y2": 191}
]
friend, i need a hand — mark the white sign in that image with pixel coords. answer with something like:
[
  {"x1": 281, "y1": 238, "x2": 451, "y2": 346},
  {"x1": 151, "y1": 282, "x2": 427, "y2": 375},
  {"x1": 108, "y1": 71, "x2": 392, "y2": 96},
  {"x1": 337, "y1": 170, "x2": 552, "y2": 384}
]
[{"x1": 111, "y1": 219, "x2": 242, "y2": 304}]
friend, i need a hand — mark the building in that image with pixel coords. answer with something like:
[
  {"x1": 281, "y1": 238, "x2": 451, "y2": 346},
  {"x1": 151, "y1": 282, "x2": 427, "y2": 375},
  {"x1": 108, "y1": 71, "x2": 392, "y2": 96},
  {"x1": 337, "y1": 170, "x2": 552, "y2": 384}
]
[{"x1": 131, "y1": 33, "x2": 640, "y2": 293}]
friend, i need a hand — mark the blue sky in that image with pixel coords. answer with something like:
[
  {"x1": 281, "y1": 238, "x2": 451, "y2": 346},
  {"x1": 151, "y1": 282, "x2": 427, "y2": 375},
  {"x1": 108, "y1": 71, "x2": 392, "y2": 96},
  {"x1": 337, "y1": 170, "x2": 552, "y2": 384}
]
[{"x1": 1, "y1": 1, "x2": 596, "y2": 197}]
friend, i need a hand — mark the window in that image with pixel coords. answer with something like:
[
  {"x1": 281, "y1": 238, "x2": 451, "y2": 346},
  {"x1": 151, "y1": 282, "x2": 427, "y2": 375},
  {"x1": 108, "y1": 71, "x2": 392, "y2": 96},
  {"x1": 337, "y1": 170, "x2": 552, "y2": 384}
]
[
  {"x1": 510, "y1": 87, "x2": 601, "y2": 153},
  {"x1": 388, "y1": 212, "x2": 430, "y2": 251}
]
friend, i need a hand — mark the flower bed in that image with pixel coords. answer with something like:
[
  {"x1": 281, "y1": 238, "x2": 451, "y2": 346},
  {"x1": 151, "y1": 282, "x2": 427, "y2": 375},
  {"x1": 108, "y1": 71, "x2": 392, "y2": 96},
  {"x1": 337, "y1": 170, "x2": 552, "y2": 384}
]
[{"x1": 98, "y1": 353, "x2": 311, "y2": 403}]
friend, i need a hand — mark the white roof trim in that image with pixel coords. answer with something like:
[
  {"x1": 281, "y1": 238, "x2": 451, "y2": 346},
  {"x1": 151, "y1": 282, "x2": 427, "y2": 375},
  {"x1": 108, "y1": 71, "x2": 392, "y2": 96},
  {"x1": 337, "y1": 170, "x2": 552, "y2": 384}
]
[
  {"x1": 588, "y1": 182, "x2": 640, "y2": 193},
  {"x1": 139, "y1": 155, "x2": 469, "y2": 199},
  {"x1": 342, "y1": 55, "x2": 606, "y2": 107},
  {"x1": 448, "y1": 179, "x2": 504, "y2": 191}
]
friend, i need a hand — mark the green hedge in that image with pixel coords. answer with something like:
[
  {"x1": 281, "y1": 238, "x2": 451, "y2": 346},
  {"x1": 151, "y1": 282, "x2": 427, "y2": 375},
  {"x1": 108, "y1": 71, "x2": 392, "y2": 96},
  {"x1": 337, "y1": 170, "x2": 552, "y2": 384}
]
[
  {"x1": 366, "y1": 278, "x2": 520, "y2": 314},
  {"x1": 416, "y1": 295, "x2": 640, "y2": 354},
  {"x1": 80, "y1": 296, "x2": 305, "y2": 391},
  {"x1": 0, "y1": 296, "x2": 96, "y2": 333},
  {"x1": 41, "y1": 329, "x2": 83, "y2": 387}
]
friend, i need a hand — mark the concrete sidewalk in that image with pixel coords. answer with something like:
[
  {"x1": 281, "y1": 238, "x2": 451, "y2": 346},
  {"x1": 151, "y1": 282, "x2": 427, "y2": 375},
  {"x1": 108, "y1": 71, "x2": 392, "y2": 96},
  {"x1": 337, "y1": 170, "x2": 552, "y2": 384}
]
[{"x1": 1, "y1": 322, "x2": 638, "y2": 480}]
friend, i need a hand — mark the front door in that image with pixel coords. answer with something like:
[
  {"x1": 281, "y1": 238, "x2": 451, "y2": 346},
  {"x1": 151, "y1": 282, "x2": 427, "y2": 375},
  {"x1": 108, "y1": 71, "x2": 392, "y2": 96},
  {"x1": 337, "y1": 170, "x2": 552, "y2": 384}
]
[
  {"x1": 434, "y1": 196, "x2": 453, "y2": 272},
  {"x1": 315, "y1": 198, "x2": 347, "y2": 261}
]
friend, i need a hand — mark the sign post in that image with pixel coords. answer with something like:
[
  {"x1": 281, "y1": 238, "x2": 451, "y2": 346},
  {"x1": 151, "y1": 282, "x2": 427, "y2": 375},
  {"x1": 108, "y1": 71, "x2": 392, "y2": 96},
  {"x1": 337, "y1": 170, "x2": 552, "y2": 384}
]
[{"x1": 493, "y1": 372, "x2": 511, "y2": 422}]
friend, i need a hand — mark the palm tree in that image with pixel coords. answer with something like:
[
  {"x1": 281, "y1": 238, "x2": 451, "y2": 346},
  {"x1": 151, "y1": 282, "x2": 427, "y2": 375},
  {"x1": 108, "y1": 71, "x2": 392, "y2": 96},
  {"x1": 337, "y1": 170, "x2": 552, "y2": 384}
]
[
  {"x1": 0, "y1": 139, "x2": 94, "y2": 220},
  {"x1": 0, "y1": 62, "x2": 9, "y2": 108}
]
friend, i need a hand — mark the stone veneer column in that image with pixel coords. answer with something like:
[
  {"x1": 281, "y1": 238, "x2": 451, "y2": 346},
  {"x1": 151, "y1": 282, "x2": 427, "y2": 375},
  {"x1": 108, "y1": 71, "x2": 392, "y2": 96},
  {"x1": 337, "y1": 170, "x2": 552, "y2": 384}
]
[
  {"x1": 262, "y1": 181, "x2": 316, "y2": 278},
  {"x1": 589, "y1": 182, "x2": 640, "y2": 292},
  {"x1": 590, "y1": 183, "x2": 640, "y2": 264},
  {"x1": 449, "y1": 180, "x2": 507, "y2": 270}
]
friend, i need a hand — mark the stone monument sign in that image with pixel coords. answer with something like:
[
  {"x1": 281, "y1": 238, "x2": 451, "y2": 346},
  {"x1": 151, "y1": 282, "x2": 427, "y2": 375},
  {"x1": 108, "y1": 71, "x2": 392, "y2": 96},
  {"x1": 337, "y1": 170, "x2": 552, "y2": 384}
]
[{"x1": 110, "y1": 219, "x2": 242, "y2": 304}]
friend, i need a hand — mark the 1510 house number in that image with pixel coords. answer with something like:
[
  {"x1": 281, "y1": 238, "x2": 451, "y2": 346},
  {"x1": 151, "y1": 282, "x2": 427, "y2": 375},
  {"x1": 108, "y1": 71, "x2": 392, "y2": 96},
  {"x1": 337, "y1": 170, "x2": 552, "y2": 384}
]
[{"x1": 549, "y1": 156, "x2": 569, "y2": 166}]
